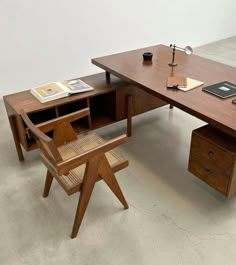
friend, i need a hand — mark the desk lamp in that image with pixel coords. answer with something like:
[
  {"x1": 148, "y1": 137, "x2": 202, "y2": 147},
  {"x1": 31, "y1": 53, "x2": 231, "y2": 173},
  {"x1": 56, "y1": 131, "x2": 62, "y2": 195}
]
[{"x1": 169, "y1": 44, "x2": 193, "y2": 66}]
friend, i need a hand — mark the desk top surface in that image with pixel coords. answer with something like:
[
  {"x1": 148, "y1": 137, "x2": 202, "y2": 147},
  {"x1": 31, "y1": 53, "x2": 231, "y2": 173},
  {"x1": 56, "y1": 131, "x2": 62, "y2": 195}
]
[{"x1": 92, "y1": 44, "x2": 236, "y2": 137}]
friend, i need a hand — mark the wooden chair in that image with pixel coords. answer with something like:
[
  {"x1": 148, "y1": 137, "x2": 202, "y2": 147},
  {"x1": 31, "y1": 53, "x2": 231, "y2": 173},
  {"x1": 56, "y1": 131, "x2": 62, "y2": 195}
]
[{"x1": 21, "y1": 108, "x2": 129, "y2": 239}]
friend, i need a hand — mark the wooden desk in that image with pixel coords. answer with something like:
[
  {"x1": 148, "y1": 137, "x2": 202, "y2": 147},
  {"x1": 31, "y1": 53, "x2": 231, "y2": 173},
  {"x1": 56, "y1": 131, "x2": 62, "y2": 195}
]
[
  {"x1": 92, "y1": 44, "x2": 236, "y2": 137},
  {"x1": 92, "y1": 45, "x2": 236, "y2": 196},
  {"x1": 3, "y1": 72, "x2": 166, "y2": 161}
]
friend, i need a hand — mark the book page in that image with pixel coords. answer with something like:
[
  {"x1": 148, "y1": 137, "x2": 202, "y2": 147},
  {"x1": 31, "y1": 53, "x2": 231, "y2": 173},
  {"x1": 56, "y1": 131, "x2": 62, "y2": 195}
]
[
  {"x1": 30, "y1": 82, "x2": 70, "y2": 103},
  {"x1": 66, "y1": 79, "x2": 94, "y2": 93},
  {"x1": 33, "y1": 82, "x2": 68, "y2": 98}
]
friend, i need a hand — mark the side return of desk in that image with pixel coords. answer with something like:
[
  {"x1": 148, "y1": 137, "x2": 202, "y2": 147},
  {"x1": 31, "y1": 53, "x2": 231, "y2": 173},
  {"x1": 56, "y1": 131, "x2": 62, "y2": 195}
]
[{"x1": 3, "y1": 72, "x2": 167, "y2": 161}]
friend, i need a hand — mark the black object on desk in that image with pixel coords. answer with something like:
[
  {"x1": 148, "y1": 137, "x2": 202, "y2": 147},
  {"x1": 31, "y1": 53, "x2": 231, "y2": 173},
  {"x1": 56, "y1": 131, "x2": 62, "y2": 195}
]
[
  {"x1": 143, "y1": 52, "x2": 153, "y2": 61},
  {"x1": 202, "y1": 81, "x2": 236, "y2": 98}
]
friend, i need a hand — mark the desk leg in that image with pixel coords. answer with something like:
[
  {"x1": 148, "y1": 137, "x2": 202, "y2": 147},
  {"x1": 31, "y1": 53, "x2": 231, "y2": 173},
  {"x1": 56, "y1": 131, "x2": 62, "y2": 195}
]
[
  {"x1": 127, "y1": 95, "x2": 133, "y2": 137},
  {"x1": 8, "y1": 115, "x2": 24, "y2": 161},
  {"x1": 106, "y1": 71, "x2": 110, "y2": 83}
]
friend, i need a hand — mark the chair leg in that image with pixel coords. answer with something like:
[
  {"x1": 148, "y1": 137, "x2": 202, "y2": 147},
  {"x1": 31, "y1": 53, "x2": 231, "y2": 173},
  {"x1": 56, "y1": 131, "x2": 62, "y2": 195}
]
[
  {"x1": 71, "y1": 182, "x2": 95, "y2": 239},
  {"x1": 71, "y1": 157, "x2": 102, "y2": 239},
  {"x1": 43, "y1": 170, "x2": 54, "y2": 198},
  {"x1": 99, "y1": 155, "x2": 128, "y2": 209}
]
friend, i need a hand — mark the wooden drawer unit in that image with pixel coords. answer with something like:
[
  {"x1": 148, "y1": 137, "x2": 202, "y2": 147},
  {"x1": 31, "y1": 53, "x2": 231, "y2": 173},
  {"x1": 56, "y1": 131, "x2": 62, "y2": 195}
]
[{"x1": 188, "y1": 125, "x2": 236, "y2": 197}]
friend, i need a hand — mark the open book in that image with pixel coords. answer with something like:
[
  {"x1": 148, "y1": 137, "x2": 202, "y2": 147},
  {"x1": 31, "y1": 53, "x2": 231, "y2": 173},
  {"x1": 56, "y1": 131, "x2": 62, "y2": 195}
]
[{"x1": 30, "y1": 79, "x2": 94, "y2": 103}]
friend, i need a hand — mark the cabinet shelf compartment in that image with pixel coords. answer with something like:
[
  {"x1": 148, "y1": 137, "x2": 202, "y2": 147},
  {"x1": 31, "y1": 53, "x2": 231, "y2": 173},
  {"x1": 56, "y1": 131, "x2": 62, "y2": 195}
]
[
  {"x1": 57, "y1": 99, "x2": 90, "y2": 132},
  {"x1": 27, "y1": 108, "x2": 57, "y2": 125},
  {"x1": 90, "y1": 92, "x2": 116, "y2": 129},
  {"x1": 57, "y1": 99, "x2": 88, "y2": 115}
]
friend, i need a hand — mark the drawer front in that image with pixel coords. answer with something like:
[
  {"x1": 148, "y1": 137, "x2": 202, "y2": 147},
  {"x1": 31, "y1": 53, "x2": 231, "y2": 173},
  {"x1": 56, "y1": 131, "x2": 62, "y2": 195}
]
[{"x1": 188, "y1": 133, "x2": 234, "y2": 194}]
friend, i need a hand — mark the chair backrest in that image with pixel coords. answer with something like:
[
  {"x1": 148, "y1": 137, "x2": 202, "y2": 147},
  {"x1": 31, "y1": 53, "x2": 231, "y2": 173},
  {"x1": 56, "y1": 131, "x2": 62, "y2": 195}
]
[
  {"x1": 21, "y1": 111, "x2": 63, "y2": 165},
  {"x1": 21, "y1": 108, "x2": 90, "y2": 166}
]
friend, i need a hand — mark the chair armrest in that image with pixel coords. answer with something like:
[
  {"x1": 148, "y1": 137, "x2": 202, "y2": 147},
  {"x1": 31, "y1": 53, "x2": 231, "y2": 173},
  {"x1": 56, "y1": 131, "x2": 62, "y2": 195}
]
[
  {"x1": 36, "y1": 108, "x2": 90, "y2": 133},
  {"x1": 56, "y1": 134, "x2": 127, "y2": 175}
]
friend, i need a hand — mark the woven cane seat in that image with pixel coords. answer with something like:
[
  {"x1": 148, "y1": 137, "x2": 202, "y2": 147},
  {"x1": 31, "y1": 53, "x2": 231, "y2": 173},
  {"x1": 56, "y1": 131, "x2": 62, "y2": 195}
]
[{"x1": 57, "y1": 132, "x2": 128, "y2": 194}]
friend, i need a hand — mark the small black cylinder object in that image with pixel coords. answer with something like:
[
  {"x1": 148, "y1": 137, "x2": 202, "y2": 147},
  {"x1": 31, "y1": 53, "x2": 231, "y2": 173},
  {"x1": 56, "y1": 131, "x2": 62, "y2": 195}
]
[{"x1": 143, "y1": 52, "x2": 153, "y2": 61}]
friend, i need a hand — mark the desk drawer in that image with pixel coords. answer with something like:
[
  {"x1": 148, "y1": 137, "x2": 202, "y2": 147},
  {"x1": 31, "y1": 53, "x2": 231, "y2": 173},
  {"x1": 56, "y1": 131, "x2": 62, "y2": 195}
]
[{"x1": 188, "y1": 125, "x2": 236, "y2": 196}]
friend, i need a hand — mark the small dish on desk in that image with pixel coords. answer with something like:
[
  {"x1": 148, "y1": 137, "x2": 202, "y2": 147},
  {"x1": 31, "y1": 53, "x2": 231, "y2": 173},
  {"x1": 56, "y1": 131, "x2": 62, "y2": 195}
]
[{"x1": 143, "y1": 52, "x2": 153, "y2": 61}]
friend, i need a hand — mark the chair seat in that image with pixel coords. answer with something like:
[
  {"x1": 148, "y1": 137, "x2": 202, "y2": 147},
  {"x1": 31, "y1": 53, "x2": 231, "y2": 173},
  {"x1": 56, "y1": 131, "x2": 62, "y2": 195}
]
[{"x1": 57, "y1": 132, "x2": 128, "y2": 194}]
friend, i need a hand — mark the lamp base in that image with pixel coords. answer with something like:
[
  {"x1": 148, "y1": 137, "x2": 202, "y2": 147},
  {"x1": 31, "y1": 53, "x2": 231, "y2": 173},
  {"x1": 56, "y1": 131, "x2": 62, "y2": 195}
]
[{"x1": 168, "y1": 62, "x2": 177, "y2": 67}]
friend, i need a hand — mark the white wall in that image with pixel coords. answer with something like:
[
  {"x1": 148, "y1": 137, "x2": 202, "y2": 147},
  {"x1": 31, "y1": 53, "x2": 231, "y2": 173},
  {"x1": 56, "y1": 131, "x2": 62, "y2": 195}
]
[{"x1": 1, "y1": 0, "x2": 236, "y2": 96}]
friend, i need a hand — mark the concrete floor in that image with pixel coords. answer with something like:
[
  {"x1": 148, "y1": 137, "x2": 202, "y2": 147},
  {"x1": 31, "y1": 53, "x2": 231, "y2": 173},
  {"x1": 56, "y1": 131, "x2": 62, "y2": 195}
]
[{"x1": 1, "y1": 36, "x2": 236, "y2": 265}]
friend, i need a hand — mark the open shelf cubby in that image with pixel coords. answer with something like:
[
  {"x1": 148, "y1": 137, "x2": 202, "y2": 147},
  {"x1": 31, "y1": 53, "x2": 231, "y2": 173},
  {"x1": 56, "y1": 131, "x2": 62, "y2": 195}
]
[
  {"x1": 28, "y1": 108, "x2": 57, "y2": 124},
  {"x1": 90, "y1": 91, "x2": 116, "y2": 129}
]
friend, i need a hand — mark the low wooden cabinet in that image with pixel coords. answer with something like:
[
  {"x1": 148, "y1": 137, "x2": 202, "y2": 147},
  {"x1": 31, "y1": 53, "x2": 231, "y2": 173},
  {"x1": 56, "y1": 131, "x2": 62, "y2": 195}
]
[
  {"x1": 3, "y1": 72, "x2": 167, "y2": 161},
  {"x1": 188, "y1": 125, "x2": 236, "y2": 197}
]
